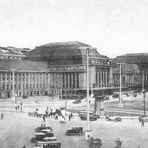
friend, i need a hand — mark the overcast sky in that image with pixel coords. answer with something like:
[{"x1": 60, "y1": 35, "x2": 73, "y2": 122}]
[{"x1": 0, "y1": 0, "x2": 148, "y2": 58}]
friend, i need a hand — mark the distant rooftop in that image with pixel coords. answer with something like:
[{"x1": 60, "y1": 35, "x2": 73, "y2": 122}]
[
  {"x1": 113, "y1": 53, "x2": 148, "y2": 72},
  {"x1": 27, "y1": 41, "x2": 108, "y2": 61},
  {"x1": 38, "y1": 41, "x2": 90, "y2": 48},
  {"x1": 0, "y1": 46, "x2": 31, "y2": 56},
  {"x1": 120, "y1": 53, "x2": 148, "y2": 57}
]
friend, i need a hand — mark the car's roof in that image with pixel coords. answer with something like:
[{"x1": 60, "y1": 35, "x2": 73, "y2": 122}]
[{"x1": 34, "y1": 132, "x2": 45, "y2": 135}]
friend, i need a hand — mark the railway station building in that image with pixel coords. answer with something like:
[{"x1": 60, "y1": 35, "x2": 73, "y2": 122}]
[{"x1": 0, "y1": 41, "x2": 147, "y2": 99}]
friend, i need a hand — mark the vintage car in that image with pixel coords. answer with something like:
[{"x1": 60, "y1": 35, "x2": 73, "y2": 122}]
[
  {"x1": 35, "y1": 125, "x2": 52, "y2": 132},
  {"x1": 88, "y1": 137, "x2": 103, "y2": 148},
  {"x1": 41, "y1": 130, "x2": 54, "y2": 137},
  {"x1": 139, "y1": 115, "x2": 148, "y2": 122},
  {"x1": 31, "y1": 131, "x2": 55, "y2": 143},
  {"x1": 22, "y1": 95, "x2": 28, "y2": 99},
  {"x1": 34, "y1": 141, "x2": 61, "y2": 148},
  {"x1": 30, "y1": 132, "x2": 46, "y2": 143},
  {"x1": 66, "y1": 127, "x2": 83, "y2": 136},
  {"x1": 112, "y1": 94, "x2": 119, "y2": 98},
  {"x1": 34, "y1": 144, "x2": 43, "y2": 148},
  {"x1": 106, "y1": 115, "x2": 122, "y2": 121},
  {"x1": 79, "y1": 112, "x2": 100, "y2": 121},
  {"x1": 73, "y1": 99, "x2": 81, "y2": 104},
  {"x1": 43, "y1": 137, "x2": 57, "y2": 142}
]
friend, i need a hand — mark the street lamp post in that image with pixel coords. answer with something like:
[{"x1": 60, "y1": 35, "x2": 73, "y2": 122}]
[
  {"x1": 60, "y1": 78, "x2": 63, "y2": 100},
  {"x1": 78, "y1": 46, "x2": 93, "y2": 140},
  {"x1": 119, "y1": 63, "x2": 122, "y2": 104},
  {"x1": 12, "y1": 69, "x2": 15, "y2": 103},
  {"x1": 142, "y1": 71, "x2": 146, "y2": 116},
  {"x1": 117, "y1": 63, "x2": 125, "y2": 106},
  {"x1": 86, "y1": 48, "x2": 90, "y2": 131}
]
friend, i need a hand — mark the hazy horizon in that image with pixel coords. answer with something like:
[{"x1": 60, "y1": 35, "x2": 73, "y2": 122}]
[{"x1": 0, "y1": 0, "x2": 148, "y2": 58}]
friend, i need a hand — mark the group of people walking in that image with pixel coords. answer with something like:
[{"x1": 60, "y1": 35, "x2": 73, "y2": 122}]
[
  {"x1": 15, "y1": 105, "x2": 20, "y2": 111},
  {"x1": 37, "y1": 106, "x2": 73, "y2": 123}
]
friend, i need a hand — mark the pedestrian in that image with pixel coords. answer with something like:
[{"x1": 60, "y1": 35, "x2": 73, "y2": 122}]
[
  {"x1": 43, "y1": 114, "x2": 46, "y2": 122},
  {"x1": 141, "y1": 119, "x2": 144, "y2": 127},
  {"x1": 45, "y1": 107, "x2": 49, "y2": 116},
  {"x1": 35, "y1": 107, "x2": 39, "y2": 112},
  {"x1": 70, "y1": 112, "x2": 73, "y2": 118},
  {"x1": 55, "y1": 114, "x2": 58, "y2": 120},
  {"x1": 68, "y1": 114, "x2": 71, "y2": 121},
  {"x1": 1, "y1": 113, "x2": 3, "y2": 120}
]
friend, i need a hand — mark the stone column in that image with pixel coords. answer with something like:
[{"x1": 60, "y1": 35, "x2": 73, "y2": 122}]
[
  {"x1": 77, "y1": 73, "x2": 79, "y2": 88},
  {"x1": 109, "y1": 67, "x2": 113, "y2": 87},
  {"x1": 71, "y1": 73, "x2": 73, "y2": 88},
  {"x1": 106, "y1": 71, "x2": 108, "y2": 87},
  {"x1": 4, "y1": 73, "x2": 7, "y2": 91},
  {"x1": 97, "y1": 72, "x2": 100, "y2": 87},
  {"x1": 0, "y1": 73, "x2": 2, "y2": 90},
  {"x1": 28, "y1": 73, "x2": 30, "y2": 89},
  {"x1": 67, "y1": 73, "x2": 70, "y2": 88},
  {"x1": 9, "y1": 72, "x2": 11, "y2": 91},
  {"x1": 50, "y1": 73, "x2": 53, "y2": 88},
  {"x1": 145, "y1": 74, "x2": 147, "y2": 83},
  {"x1": 48, "y1": 73, "x2": 50, "y2": 92},
  {"x1": 64, "y1": 73, "x2": 67, "y2": 89},
  {"x1": 100, "y1": 72, "x2": 102, "y2": 87},
  {"x1": 24, "y1": 73, "x2": 26, "y2": 92},
  {"x1": 20, "y1": 73, "x2": 23, "y2": 96},
  {"x1": 75, "y1": 73, "x2": 77, "y2": 88}
]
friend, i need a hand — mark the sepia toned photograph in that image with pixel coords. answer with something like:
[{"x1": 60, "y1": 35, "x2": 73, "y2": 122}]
[{"x1": 0, "y1": 0, "x2": 148, "y2": 148}]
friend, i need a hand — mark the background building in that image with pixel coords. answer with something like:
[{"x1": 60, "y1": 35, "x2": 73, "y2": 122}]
[
  {"x1": 26, "y1": 41, "x2": 111, "y2": 97},
  {"x1": 0, "y1": 41, "x2": 147, "y2": 99},
  {"x1": 113, "y1": 53, "x2": 148, "y2": 90},
  {"x1": 0, "y1": 46, "x2": 31, "y2": 60},
  {"x1": 0, "y1": 60, "x2": 49, "y2": 99}
]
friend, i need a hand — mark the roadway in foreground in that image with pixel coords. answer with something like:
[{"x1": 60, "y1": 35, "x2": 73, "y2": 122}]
[{"x1": 0, "y1": 111, "x2": 148, "y2": 148}]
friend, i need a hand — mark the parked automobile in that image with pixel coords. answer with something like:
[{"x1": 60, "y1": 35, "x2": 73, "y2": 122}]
[
  {"x1": 79, "y1": 95, "x2": 86, "y2": 99},
  {"x1": 35, "y1": 125, "x2": 52, "y2": 132},
  {"x1": 62, "y1": 94, "x2": 80, "y2": 100},
  {"x1": 22, "y1": 95, "x2": 28, "y2": 99},
  {"x1": 139, "y1": 115, "x2": 148, "y2": 122},
  {"x1": 41, "y1": 130, "x2": 54, "y2": 137},
  {"x1": 73, "y1": 99, "x2": 81, "y2": 104},
  {"x1": 30, "y1": 132, "x2": 46, "y2": 143},
  {"x1": 66, "y1": 127, "x2": 83, "y2": 136},
  {"x1": 104, "y1": 95, "x2": 109, "y2": 101},
  {"x1": 79, "y1": 112, "x2": 100, "y2": 121},
  {"x1": 106, "y1": 115, "x2": 122, "y2": 122},
  {"x1": 43, "y1": 136, "x2": 57, "y2": 142},
  {"x1": 88, "y1": 137, "x2": 103, "y2": 148},
  {"x1": 112, "y1": 94, "x2": 119, "y2": 98},
  {"x1": 133, "y1": 93, "x2": 137, "y2": 98},
  {"x1": 34, "y1": 141, "x2": 61, "y2": 148},
  {"x1": 31, "y1": 131, "x2": 55, "y2": 143}
]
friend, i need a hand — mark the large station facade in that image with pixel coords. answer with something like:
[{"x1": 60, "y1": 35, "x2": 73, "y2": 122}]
[
  {"x1": 26, "y1": 41, "x2": 111, "y2": 97},
  {"x1": 0, "y1": 41, "x2": 147, "y2": 99}
]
